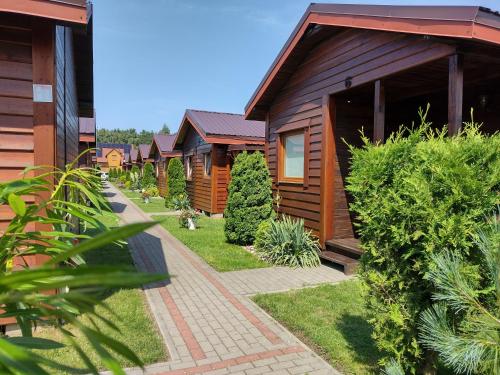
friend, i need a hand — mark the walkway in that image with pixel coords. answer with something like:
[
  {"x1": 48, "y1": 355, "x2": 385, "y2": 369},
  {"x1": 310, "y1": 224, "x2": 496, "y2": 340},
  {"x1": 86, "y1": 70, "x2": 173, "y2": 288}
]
[{"x1": 104, "y1": 183, "x2": 347, "y2": 374}]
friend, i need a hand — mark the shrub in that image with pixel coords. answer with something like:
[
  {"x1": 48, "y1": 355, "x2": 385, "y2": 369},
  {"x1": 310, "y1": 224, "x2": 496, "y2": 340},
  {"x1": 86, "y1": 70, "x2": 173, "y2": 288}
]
[
  {"x1": 124, "y1": 180, "x2": 131, "y2": 189},
  {"x1": 254, "y1": 216, "x2": 320, "y2": 268},
  {"x1": 166, "y1": 158, "x2": 186, "y2": 204},
  {"x1": 179, "y1": 208, "x2": 200, "y2": 229},
  {"x1": 224, "y1": 152, "x2": 273, "y2": 245},
  {"x1": 131, "y1": 165, "x2": 140, "y2": 176},
  {"x1": 254, "y1": 219, "x2": 271, "y2": 251},
  {"x1": 171, "y1": 194, "x2": 190, "y2": 211},
  {"x1": 142, "y1": 162, "x2": 156, "y2": 188},
  {"x1": 418, "y1": 209, "x2": 500, "y2": 375},
  {"x1": 126, "y1": 170, "x2": 131, "y2": 182},
  {"x1": 119, "y1": 175, "x2": 127, "y2": 183},
  {"x1": 146, "y1": 185, "x2": 159, "y2": 197},
  {"x1": 130, "y1": 171, "x2": 141, "y2": 191},
  {"x1": 345, "y1": 108, "x2": 500, "y2": 373}
]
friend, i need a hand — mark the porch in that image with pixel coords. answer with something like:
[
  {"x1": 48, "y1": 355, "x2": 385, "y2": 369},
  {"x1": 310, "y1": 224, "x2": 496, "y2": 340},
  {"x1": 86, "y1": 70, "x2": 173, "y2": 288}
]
[{"x1": 320, "y1": 52, "x2": 500, "y2": 274}]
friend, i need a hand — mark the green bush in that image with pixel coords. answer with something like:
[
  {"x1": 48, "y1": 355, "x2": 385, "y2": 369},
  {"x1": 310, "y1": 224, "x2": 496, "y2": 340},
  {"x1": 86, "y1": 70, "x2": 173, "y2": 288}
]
[
  {"x1": 166, "y1": 158, "x2": 186, "y2": 204},
  {"x1": 254, "y1": 216, "x2": 320, "y2": 268},
  {"x1": 224, "y1": 152, "x2": 273, "y2": 245},
  {"x1": 124, "y1": 180, "x2": 131, "y2": 189},
  {"x1": 131, "y1": 165, "x2": 140, "y2": 176},
  {"x1": 345, "y1": 109, "x2": 500, "y2": 373},
  {"x1": 126, "y1": 171, "x2": 131, "y2": 182},
  {"x1": 146, "y1": 185, "x2": 159, "y2": 197},
  {"x1": 142, "y1": 162, "x2": 156, "y2": 189}
]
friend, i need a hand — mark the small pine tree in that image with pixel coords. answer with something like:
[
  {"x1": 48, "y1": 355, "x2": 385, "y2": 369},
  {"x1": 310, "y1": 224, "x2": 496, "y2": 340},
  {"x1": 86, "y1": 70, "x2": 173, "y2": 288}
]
[
  {"x1": 142, "y1": 162, "x2": 156, "y2": 189},
  {"x1": 131, "y1": 165, "x2": 140, "y2": 176},
  {"x1": 166, "y1": 158, "x2": 186, "y2": 203},
  {"x1": 109, "y1": 168, "x2": 115, "y2": 178},
  {"x1": 224, "y1": 152, "x2": 273, "y2": 245}
]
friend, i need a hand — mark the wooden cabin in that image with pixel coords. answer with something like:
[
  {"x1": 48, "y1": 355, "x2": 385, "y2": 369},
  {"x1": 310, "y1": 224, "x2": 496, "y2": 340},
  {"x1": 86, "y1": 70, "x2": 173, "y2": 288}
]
[
  {"x1": 245, "y1": 4, "x2": 500, "y2": 274},
  {"x1": 130, "y1": 145, "x2": 139, "y2": 169},
  {"x1": 173, "y1": 109, "x2": 265, "y2": 215},
  {"x1": 78, "y1": 116, "x2": 96, "y2": 167},
  {"x1": 137, "y1": 143, "x2": 152, "y2": 168},
  {"x1": 0, "y1": 0, "x2": 93, "y2": 245},
  {"x1": 149, "y1": 134, "x2": 182, "y2": 197},
  {"x1": 96, "y1": 143, "x2": 131, "y2": 172}
]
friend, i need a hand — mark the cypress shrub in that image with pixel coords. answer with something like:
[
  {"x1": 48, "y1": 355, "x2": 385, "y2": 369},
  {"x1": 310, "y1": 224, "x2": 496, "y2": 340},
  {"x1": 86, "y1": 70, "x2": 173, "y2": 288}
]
[
  {"x1": 142, "y1": 162, "x2": 156, "y2": 189},
  {"x1": 166, "y1": 158, "x2": 186, "y2": 203},
  {"x1": 109, "y1": 168, "x2": 115, "y2": 179},
  {"x1": 224, "y1": 151, "x2": 273, "y2": 245},
  {"x1": 131, "y1": 165, "x2": 140, "y2": 176},
  {"x1": 346, "y1": 108, "x2": 500, "y2": 373}
]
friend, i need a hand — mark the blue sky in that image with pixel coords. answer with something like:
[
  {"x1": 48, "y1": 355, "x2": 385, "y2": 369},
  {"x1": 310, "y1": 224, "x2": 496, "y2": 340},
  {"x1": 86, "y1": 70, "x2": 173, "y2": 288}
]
[{"x1": 94, "y1": 0, "x2": 499, "y2": 133}]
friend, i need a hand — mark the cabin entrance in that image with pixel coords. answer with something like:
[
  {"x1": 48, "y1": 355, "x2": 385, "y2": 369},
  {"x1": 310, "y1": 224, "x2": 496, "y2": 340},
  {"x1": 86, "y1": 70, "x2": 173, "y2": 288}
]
[{"x1": 323, "y1": 55, "x2": 500, "y2": 274}]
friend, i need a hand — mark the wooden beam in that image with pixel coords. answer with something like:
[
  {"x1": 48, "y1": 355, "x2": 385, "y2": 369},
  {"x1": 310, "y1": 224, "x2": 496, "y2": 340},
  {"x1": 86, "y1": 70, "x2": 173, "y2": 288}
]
[
  {"x1": 448, "y1": 54, "x2": 464, "y2": 136},
  {"x1": 373, "y1": 80, "x2": 385, "y2": 143},
  {"x1": 210, "y1": 145, "x2": 217, "y2": 214},
  {"x1": 319, "y1": 95, "x2": 335, "y2": 246}
]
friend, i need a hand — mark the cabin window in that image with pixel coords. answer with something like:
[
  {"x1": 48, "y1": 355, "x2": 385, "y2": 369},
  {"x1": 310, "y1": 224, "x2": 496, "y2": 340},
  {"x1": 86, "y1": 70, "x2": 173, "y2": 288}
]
[
  {"x1": 204, "y1": 153, "x2": 212, "y2": 177},
  {"x1": 281, "y1": 131, "x2": 304, "y2": 181},
  {"x1": 185, "y1": 156, "x2": 193, "y2": 180}
]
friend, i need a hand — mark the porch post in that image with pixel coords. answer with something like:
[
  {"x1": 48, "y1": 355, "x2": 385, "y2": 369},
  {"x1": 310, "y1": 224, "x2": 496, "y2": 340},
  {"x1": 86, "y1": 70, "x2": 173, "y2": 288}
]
[
  {"x1": 373, "y1": 80, "x2": 385, "y2": 143},
  {"x1": 319, "y1": 95, "x2": 335, "y2": 246},
  {"x1": 448, "y1": 54, "x2": 463, "y2": 136}
]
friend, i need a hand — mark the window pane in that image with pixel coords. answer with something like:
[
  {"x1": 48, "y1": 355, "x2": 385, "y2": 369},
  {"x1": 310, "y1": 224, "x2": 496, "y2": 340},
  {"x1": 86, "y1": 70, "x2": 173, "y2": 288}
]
[
  {"x1": 204, "y1": 153, "x2": 211, "y2": 176},
  {"x1": 284, "y1": 133, "x2": 304, "y2": 178}
]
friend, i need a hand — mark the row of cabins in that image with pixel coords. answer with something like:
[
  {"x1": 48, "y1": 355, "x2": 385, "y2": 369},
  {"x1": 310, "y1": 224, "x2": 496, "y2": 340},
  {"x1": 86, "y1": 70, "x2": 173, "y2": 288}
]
[
  {"x1": 95, "y1": 110, "x2": 265, "y2": 214},
  {"x1": 92, "y1": 4, "x2": 500, "y2": 274},
  {"x1": 1, "y1": 2, "x2": 499, "y2": 279}
]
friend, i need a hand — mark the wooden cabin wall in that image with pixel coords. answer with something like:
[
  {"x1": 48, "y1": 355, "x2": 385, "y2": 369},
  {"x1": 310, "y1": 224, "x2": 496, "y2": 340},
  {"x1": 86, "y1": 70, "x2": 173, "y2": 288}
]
[
  {"x1": 0, "y1": 16, "x2": 35, "y2": 230},
  {"x1": 183, "y1": 127, "x2": 212, "y2": 212},
  {"x1": 55, "y1": 26, "x2": 79, "y2": 170},
  {"x1": 158, "y1": 156, "x2": 167, "y2": 197},
  {"x1": 212, "y1": 144, "x2": 229, "y2": 214},
  {"x1": 267, "y1": 28, "x2": 454, "y2": 235}
]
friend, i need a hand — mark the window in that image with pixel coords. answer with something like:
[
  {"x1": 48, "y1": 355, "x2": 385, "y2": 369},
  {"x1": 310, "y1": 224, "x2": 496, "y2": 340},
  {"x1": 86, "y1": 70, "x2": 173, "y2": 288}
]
[
  {"x1": 281, "y1": 131, "x2": 304, "y2": 181},
  {"x1": 204, "y1": 152, "x2": 212, "y2": 177},
  {"x1": 185, "y1": 156, "x2": 193, "y2": 180}
]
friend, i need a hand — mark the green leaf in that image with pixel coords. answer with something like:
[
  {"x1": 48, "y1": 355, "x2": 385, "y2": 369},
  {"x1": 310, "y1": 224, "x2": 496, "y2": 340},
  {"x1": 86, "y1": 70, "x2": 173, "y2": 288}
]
[
  {"x1": 8, "y1": 193, "x2": 26, "y2": 216},
  {"x1": 7, "y1": 337, "x2": 65, "y2": 350}
]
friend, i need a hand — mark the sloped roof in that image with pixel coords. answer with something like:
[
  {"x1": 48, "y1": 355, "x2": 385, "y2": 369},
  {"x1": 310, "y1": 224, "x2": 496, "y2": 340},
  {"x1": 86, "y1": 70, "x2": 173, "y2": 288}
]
[
  {"x1": 154, "y1": 134, "x2": 177, "y2": 152},
  {"x1": 187, "y1": 109, "x2": 265, "y2": 138},
  {"x1": 0, "y1": 0, "x2": 90, "y2": 24},
  {"x1": 138, "y1": 144, "x2": 151, "y2": 160},
  {"x1": 96, "y1": 143, "x2": 131, "y2": 157},
  {"x1": 245, "y1": 3, "x2": 500, "y2": 120},
  {"x1": 130, "y1": 146, "x2": 138, "y2": 162},
  {"x1": 79, "y1": 117, "x2": 95, "y2": 134}
]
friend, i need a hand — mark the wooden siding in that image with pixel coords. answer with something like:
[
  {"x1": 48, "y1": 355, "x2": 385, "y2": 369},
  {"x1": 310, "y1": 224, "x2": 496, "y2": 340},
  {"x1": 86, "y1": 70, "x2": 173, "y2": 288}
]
[
  {"x1": 213, "y1": 144, "x2": 230, "y2": 213},
  {"x1": 0, "y1": 17, "x2": 34, "y2": 230},
  {"x1": 267, "y1": 29, "x2": 455, "y2": 236},
  {"x1": 157, "y1": 157, "x2": 167, "y2": 197},
  {"x1": 55, "y1": 25, "x2": 79, "y2": 169}
]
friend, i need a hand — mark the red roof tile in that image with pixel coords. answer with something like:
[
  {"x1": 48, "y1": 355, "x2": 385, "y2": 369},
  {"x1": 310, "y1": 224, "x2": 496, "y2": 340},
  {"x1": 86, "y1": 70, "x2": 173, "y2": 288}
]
[{"x1": 186, "y1": 109, "x2": 265, "y2": 138}]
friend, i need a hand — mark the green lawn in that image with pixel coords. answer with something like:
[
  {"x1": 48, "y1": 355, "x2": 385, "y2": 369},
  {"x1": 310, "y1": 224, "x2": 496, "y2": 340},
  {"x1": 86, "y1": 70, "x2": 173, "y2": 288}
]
[
  {"x1": 134, "y1": 197, "x2": 170, "y2": 213},
  {"x1": 35, "y1": 213, "x2": 167, "y2": 373},
  {"x1": 253, "y1": 281, "x2": 381, "y2": 375},
  {"x1": 153, "y1": 215, "x2": 269, "y2": 272},
  {"x1": 121, "y1": 189, "x2": 141, "y2": 199}
]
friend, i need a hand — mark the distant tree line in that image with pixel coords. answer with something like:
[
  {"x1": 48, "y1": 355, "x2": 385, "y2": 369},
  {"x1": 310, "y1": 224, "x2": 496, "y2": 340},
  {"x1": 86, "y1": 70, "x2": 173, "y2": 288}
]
[{"x1": 97, "y1": 124, "x2": 170, "y2": 146}]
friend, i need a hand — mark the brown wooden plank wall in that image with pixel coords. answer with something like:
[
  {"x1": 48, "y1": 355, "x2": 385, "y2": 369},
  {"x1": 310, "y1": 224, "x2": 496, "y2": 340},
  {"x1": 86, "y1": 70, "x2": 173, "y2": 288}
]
[
  {"x1": 213, "y1": 144, "x2": 229, "y2": 213},
  {"x1": 55, "y1": 25, "x2": 79, "y2": 170},
  {"x1": 0, "y1": 16, "x2": 34, "y2": 230},
  {"x1": 267, "y1": 28, "x2": 454, "y2": 235},
  {"x1": 183, "y1": 127, "x2": 212, "y2": 212}
]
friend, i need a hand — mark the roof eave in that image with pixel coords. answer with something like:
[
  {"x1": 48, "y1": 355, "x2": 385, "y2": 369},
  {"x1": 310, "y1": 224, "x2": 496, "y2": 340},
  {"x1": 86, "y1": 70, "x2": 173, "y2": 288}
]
[
  {"x1": 0, "y1": 0, "x2": 89, "y2": 25},
  {"x1": 245, "y1": 5, "x2": 500, "y2": 120}
]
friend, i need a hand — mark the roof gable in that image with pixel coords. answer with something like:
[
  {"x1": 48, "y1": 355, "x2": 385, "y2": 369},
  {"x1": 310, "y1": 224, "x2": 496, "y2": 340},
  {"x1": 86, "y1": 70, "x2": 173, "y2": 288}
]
[{"x1": 245, "y1": 4, "x2": 500, "y2": 120}]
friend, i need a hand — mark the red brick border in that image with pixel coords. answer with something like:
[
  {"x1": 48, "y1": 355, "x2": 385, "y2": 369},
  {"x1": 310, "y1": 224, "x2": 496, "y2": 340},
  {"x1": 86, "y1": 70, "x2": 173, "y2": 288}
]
[
  {"x1": 158, "y1": 346, "x2": 305, "y2": 375},
  {"x1": 134, "y1": 241, "x2": 206, "y2": 360}
]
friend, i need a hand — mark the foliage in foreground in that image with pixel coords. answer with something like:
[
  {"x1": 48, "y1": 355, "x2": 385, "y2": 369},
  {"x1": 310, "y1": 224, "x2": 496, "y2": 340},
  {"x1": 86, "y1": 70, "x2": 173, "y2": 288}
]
[
  {"x1": 254, "y1": 216, "x2": 320, "y2": 268},
  {"x1": 346, "y1": 108, "x2": 500, "y2": 373},
  {"x1": 0, "y1": 156, "x2": 165, "y2": 374},
  {"x1": 418, "y1": 209, "x2": 500, "y2": 375},
  {"x1": 166, "y1": 158, "x2": 186, "y2": 205},
  {"x1": 224, "y1": 152, "x2": 273, "y2": 245}
]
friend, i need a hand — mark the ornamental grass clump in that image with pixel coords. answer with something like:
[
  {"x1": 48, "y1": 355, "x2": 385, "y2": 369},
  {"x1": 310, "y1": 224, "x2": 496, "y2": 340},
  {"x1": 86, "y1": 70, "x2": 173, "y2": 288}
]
[
  {"x1": 224, "y1": 152, "x2": 273, "y2": 245},
  {"x1": 346, "y1": 106, "x2": 500, "y2": 373},
  {"x1": 254, "y1": 216, "x2": 320, "y2": 268}
]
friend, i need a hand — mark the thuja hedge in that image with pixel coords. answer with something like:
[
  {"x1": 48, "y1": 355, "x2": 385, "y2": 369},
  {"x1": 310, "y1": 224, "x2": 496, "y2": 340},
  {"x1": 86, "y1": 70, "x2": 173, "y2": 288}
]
[
  {"x1": 166, "y1": 158, "x2": 186, "y2": 204},
  {"x1": 224, "y1": 152, "x2": 273, "y2": 245},
  {"x1": 346, "y1": 110, "x2": 499, "y2": 373},
  {"x1": 142, "y1": 162, "x2": 156, "y2": 188}
]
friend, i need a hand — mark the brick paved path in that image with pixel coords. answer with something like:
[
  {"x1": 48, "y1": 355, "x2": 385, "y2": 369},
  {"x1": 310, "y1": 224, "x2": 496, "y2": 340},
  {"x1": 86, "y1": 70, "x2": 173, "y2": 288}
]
[{"x1": 104, "y1": 184, "x2": 345, "y2": 375}]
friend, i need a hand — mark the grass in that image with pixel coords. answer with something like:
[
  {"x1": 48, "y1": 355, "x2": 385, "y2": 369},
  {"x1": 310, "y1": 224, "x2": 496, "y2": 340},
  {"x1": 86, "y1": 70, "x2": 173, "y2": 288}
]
[
  {"x1": 252, "y1": 281, "x2": 381, "y2": 375},
  {"x1": 153, "y1": 215, "x2": 269, "y2": 272},
  {"x1": 134, "y1": 197, "x2": 170, "y2": 213},
  {"x1": 35, "y1": 213, "x2": 167, "y2": 373}
]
